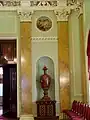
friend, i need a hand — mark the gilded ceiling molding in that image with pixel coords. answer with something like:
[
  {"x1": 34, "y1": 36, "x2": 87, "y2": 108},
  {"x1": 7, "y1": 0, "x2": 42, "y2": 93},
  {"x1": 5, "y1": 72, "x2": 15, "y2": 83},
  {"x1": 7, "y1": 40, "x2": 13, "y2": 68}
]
[{"x1": 17, "y1": 10, "x2": 34, "y2": 21}]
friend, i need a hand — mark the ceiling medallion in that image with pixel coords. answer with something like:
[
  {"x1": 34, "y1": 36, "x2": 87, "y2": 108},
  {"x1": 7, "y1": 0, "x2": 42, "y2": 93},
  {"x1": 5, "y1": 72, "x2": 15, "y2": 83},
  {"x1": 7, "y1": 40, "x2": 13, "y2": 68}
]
[{"x1": 36, "y1": 16, "x2": 52, "y2": 32}]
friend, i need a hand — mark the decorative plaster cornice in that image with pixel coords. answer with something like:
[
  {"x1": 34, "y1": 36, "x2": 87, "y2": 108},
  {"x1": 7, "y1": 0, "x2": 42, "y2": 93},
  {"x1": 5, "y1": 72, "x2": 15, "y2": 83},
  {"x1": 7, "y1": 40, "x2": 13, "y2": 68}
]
[
  {"x1": 31, "y1": 37, "x2": 58, "y2": 42},
  {"x1": 0, "y1": 0, "x2": 66, "y2": 7},
  {"x1": 17, "y1": 10, "x2": 34, "y2": 21},
  {"x1": 0, "y1": 0, "x2": 20, "y2": 7},
  {"x1": 0, "y1": 0, "x2": 83, "y2": 21},
  {"x1": 0, "y1": 0, "x2": 83, "y2": 8}
]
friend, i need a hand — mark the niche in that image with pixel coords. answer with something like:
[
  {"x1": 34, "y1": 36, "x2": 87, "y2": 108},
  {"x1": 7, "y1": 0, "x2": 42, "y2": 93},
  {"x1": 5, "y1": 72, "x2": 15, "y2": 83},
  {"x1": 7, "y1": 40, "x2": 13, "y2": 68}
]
[{"x1": 36, "y1": 56, "x2": 55, "y2": 101}]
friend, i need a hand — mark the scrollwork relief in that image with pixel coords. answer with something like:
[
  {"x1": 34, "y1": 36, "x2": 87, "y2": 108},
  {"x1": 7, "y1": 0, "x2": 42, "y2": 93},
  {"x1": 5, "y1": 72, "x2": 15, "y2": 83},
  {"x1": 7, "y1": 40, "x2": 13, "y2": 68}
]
[
  {"x1": 30, "y1": 1, "x2": 57, "y2": 7},
  {"x1": 0, "y1": 0, "x2": 20, "y2": 6}
]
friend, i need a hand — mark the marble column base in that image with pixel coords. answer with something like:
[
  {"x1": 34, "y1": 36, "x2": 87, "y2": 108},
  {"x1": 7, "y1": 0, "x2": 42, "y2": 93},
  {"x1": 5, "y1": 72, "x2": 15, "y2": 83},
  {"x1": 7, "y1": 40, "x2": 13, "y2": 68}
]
[{"x1": 20, "y1": 114, "x2": 34, "y2": 120}]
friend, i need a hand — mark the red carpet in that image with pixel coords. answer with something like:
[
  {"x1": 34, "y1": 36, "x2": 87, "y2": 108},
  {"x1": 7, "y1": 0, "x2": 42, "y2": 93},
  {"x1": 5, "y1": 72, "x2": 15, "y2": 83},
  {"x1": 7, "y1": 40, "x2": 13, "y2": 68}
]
[
  {"x1": 0, "y1": 116, "x2": 16, "y2": 120},
  {"x1": 0, "y1": 116, "x2": 8, "y2": 120}
]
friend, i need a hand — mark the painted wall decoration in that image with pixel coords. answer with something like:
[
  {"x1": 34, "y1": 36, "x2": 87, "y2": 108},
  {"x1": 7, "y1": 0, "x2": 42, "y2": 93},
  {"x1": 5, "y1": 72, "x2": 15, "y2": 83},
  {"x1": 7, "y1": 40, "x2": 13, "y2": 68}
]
[{"x1": 36, "y1": 16, "x2": 52, "y2": 31}]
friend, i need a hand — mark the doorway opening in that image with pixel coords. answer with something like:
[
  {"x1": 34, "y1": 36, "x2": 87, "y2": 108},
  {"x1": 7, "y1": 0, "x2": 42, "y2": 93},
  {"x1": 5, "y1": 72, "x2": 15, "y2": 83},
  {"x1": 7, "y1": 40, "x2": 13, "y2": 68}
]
[
  {"x1": 0, "y1": 67, "x2": 3, "y2": 115},
  {"x1": 0, "y1": 39, "x2": 17, "y2": 118}
]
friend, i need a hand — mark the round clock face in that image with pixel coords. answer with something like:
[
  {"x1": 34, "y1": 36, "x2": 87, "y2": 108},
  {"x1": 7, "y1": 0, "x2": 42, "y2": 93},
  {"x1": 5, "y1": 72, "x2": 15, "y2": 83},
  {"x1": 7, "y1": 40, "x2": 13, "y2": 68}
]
[{"x1": 36, "y1": 16, "x2": 52, "y2": 32}]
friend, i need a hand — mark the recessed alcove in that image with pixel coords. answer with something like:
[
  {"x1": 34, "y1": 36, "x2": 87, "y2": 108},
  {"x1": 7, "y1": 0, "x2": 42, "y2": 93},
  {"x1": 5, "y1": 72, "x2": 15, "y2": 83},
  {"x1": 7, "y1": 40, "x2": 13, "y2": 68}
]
[{"x1": 36, "y1": 56, "x2": 55, "y2": 101}]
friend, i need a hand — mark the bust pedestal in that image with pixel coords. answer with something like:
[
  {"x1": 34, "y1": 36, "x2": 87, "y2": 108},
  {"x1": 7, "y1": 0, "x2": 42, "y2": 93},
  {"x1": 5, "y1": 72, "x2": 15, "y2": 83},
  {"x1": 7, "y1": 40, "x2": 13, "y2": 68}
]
[{"x1": 34, "y1": 100, "x2": 59, "y2": 120}]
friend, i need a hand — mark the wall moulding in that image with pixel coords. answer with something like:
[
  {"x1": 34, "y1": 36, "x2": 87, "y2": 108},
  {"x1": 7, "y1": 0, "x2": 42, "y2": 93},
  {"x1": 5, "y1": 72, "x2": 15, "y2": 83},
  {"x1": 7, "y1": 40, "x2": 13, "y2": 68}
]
[{"x1": 31, "y1": 37, "x2": 58, "y2": 42}]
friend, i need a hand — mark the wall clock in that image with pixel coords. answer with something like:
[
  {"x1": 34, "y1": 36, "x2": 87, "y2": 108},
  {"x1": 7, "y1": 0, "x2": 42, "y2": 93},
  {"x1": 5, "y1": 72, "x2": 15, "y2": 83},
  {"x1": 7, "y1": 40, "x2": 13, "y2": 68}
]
[{"x1": 36, "y1": 16, "x2": 52, "y2": 32}]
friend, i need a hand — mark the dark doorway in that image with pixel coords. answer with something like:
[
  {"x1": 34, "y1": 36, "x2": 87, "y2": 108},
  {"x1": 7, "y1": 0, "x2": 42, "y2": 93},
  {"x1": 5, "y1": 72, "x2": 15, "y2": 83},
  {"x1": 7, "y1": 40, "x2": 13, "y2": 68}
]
[
  {"x1": 3, "y1": 64, "x2": 17, "y2": 118},
  {"x1": 0, "y1": 39, "x2": 17, "y2": 119}
]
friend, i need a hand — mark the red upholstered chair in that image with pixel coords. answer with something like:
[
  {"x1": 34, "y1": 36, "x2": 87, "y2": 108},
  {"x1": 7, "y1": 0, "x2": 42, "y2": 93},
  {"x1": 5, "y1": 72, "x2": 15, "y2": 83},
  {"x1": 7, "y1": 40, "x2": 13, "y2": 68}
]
[
  {"x1": 72, "y1": 117, "x2": 84, "y2": 120},
  {"x1": 79, "y1": 102, "x2": 83, "y2": 116},
  {"x1": 77, "y1": 102, "x2": 81, "y2": 115},
  {"x1": 63, "y1": 100, "x2": 77, "y2": 119},
  {"x1": 63, "y1": 101, "x2": 90, "y2": 120},
  {"x1": 72, "y1": 104, "x2": 90, "y2": 120},
  {"x1": 82, "y1": 104, "x2": 86, "y2": 118},
  {"x1": 72, "y1": 100, "x2": 77, "y2": 112},
  {"x1": 84, "y1": 105, "x2": 89, "y2": 119},
  {"x1": 86, "y1": 106, "x2": 90, "y2": 120},
  {"x1": 68, "y1": 102, "x2": 84, "y2": 120},
  {"x1": 66, "y1": 101, "x2": 79, "y2": 118},
  {"x1": 63, "y1": 100, "x2": 77, "y2": 114}
]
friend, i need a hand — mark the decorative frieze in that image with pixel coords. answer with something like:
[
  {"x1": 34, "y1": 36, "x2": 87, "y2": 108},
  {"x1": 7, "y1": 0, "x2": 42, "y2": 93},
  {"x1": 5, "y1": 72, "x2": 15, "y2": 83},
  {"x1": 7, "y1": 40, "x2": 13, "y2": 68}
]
[
  {"x1": 30, "y1": 1, "x2": 57, "y2": 7},
  {"x1": 0, "y1": 0, "x2": 83, "y2": 8},
  {"x1": 0, "y1": 0, "x2": 20, "y2": 6},
  {"x1": 0, "y1": 0, "x2": 58, "y2": 7},
  {"x1": 0, "y1": 0, "x2": 83, "y2": 21},
  {"x1": 31, "y1": 37, "x2": 58, "y2": 42}
]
